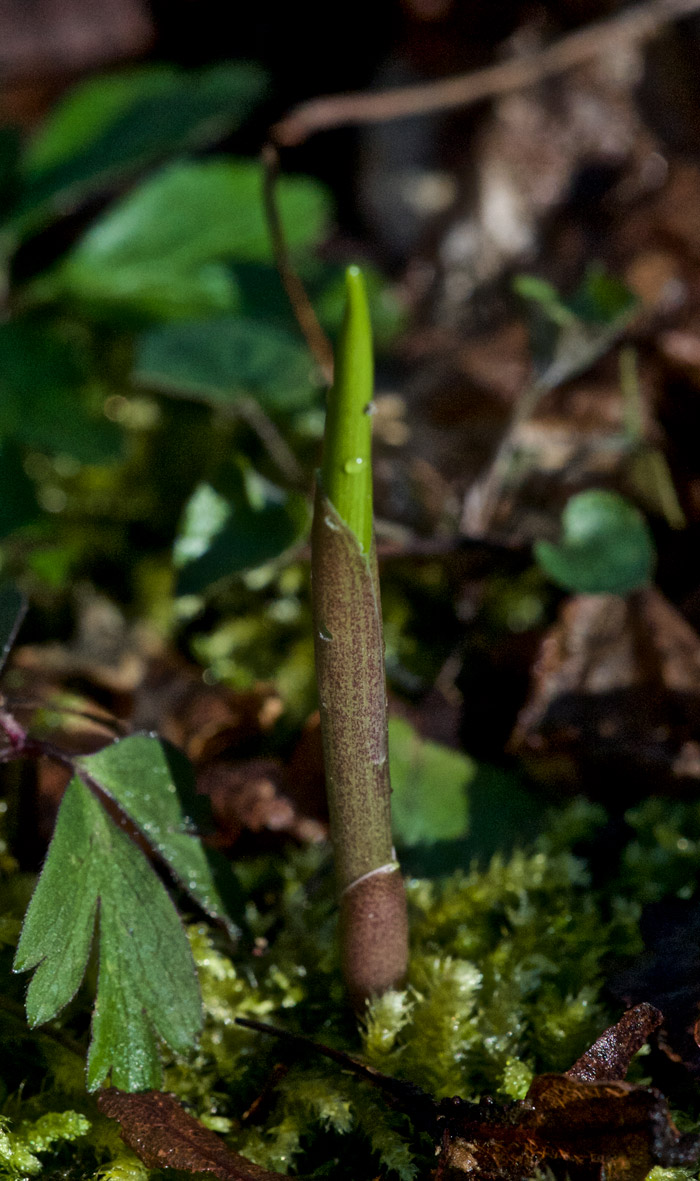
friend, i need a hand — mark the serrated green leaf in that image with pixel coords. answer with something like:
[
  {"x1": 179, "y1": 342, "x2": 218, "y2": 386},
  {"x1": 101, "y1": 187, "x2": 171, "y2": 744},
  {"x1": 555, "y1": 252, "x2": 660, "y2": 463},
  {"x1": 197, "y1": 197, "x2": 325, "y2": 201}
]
[
  {"x1": 134, "y1": 316, "x2": 317, "y2": 412},
  {"x1": 18, "y1": 63, "x2": 268, "y2": 233},
  {"x1": 388, "y1": 717, "x2": 472, "y2": 847},
  {"x1": 14, "y1": 779, "x2": 99, "y2": 1022},
  {"x1": 45, "y1": 160, "x2": 331, "y2": 319},
  {"x1": 75, "y1": 734, "x2": 241, "y2": 932},
  {"x1": 534, "y1": 489, "x2": 656, "y2": 595},
  {"x1": 14, "y1": 776, "x2": 201, "y2": 1090},
  {"x1": 175, "y1": 467, "x2": 309, "y2": 594}
]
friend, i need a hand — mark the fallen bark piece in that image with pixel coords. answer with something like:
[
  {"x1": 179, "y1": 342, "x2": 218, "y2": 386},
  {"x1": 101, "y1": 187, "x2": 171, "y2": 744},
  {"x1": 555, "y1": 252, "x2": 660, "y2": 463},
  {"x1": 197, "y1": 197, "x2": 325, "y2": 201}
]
[
  {"x1": 437, "y1": 1003, "x2": 697, "y2": 1180},
  {"x1": 511, "y1": 588, "x2": 700, "y2": 797},
  {"x1": 566, "y1": 1001, "x2": 663, "y2": 1082},
  {"x1": 437, "y1": 1073, "x2": 700, "y2": 1181},
  {"x1": 107, "y1": 1007, "x2": 698, "y2": 1181},
  {"x1": 97, "y1": 1089, "x2": 288, "y2": 1181},
  {"x1": 237, "y1": 1006, "x2": 700, "y2": 1181}
]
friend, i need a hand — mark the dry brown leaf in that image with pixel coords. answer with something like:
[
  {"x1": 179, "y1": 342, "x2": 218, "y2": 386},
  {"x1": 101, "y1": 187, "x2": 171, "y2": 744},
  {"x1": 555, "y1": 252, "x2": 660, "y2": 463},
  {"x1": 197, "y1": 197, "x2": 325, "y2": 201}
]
[
  {"x1": 566, "y1": 1002, "x2": 663, "y2": 1083},
  {"x1": 510, "y1": 587, "x2": 700, "y2": 796},
  {"x1": 98, "y1": 1089, "x2": 288, "y2": 1181},
  {"x1": 437, "y1": 1072, "x2": 699, "y2": 1181},
  {"x1": 235, "y1": 1005, "x2": 699, "y2": 1181},
  {"x1": 436, "y1": 1004, "x2": 696, "y2": 1180}
]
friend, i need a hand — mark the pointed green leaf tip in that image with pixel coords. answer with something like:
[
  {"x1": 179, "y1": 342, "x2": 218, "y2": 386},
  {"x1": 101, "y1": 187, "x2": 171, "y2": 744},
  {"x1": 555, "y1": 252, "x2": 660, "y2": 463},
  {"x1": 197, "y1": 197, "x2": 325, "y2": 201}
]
[{"x1": 321, "y1": 266, "x2": 374, "y2": 554}]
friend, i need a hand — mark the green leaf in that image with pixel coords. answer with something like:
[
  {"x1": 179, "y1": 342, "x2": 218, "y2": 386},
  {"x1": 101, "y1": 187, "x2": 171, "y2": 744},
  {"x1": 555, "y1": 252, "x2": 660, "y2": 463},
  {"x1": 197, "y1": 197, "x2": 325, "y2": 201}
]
[
  {"x1": 134, "y1": 316, "x2": 317, "y2": 412},
  {"x1": 388, "y1": 717, "x2": 472, "y2": 847},
  {"x1": 175, "y1": 466, "x2": 309, "y2": 594},
  {"x1": 513, "y1": 274, "x2": 577, "y2": 328},
  {"x1": 24, "y1": 68, "x2": 174, "y2": 173},
  {"x1": 14, "y1": 776, "x2": 202, "y2": 1091},
  {"x1": 515, "y1": 267, "x2": 637, "y2": 391},
  {"x1": 0, "y1": 321, "x2": 121, "y2": 462},
  {"x1": 18, "y1": 63, "x2": 268, "y2": 232},
  {"x1": 515, "y1": 266, "x2": 636, "y2": 330},
  {"x1": 568, "y1": 264, "x2": 636, "y2": 325},
  {"x1": 45, "y1": 160, "x2": 331, "y2": 319},
  {"x1": 74, "y1": 734, "x2": 240, "y2": 933},
  {"x1": 534, "y1": 489, "x2": 656, "y2": 595}
]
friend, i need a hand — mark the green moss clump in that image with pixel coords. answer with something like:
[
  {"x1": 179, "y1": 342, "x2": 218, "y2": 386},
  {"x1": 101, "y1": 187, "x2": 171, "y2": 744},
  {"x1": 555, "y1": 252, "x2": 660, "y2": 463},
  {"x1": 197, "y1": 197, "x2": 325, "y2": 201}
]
[
  {"x1": 361, "y1": 843, "x2": 640, "y2": 1102},
  {"x1": 0, "y1": 800, "x2": 697, "y2": 1180}
]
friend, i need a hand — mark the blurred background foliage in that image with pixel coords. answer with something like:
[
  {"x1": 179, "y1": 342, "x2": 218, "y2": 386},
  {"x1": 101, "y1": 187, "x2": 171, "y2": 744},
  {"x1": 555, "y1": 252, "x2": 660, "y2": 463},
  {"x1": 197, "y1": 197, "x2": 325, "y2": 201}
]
[
  {"x1": 0, "y1": 62, "x2": 409, "y2": 735},
  {"x1": 1, "y1": 0, "x2": 699, "y2": 855}
]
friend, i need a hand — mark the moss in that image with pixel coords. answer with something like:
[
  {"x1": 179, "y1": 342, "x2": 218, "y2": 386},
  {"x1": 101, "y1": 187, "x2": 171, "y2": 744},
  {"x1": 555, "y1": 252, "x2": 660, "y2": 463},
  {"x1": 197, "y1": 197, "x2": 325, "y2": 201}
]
[
  {"x1": 0, "y1": 802, "x2": 695, "y2": 1179},
  {"x1": 0, "y1": 1110, "x2": 90, "y2": 1176}
]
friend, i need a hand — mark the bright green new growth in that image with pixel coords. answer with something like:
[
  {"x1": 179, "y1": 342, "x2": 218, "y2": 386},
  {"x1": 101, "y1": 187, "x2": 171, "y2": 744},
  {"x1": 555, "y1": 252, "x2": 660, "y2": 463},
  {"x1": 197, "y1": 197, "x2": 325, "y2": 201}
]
[
  {"x1": 0, "y1": 1110, "x2": 90, "y2": 1175},
  {"x1": 320, "y1": 266, "x2": 374, "y2": 554}
]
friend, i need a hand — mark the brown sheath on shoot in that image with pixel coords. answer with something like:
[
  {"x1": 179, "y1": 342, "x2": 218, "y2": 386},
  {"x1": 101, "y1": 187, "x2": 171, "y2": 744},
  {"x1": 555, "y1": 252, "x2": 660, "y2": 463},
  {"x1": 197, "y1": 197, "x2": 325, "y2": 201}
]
[{"x1": 311, "y1": 267, "x2": 408, "y2": 1008}]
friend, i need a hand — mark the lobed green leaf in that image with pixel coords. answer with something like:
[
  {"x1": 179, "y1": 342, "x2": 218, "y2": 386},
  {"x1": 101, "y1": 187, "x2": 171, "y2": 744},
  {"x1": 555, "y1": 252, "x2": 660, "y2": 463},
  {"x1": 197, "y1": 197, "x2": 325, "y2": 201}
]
[
  {"x1": 14, "y1": 776, "x2": 202, "y2": 1090},
  {"x1": 74, "y1": 733, "x2": 241, "y2": 932}
]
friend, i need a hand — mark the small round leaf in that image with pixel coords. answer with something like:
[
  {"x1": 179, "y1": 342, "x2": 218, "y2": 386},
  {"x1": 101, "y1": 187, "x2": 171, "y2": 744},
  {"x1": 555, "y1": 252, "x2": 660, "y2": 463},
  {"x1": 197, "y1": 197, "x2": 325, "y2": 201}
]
[{"x1": 534, "y1": 489, "x2": 655, "y2": 596}]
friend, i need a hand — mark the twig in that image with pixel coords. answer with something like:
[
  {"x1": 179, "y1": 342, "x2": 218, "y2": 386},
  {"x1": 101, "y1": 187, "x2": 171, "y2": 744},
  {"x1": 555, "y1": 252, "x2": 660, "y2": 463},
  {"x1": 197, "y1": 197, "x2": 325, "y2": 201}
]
[
  {"x1": 234, "y1": 1017, "x2": 432, "y2": 1118},
  {"x1": 272, "y1": 0, "x2": 700, "y2": 147},
  {"x1": 235, "y1": 395, "x2": 306, "y2": 487},
  {"x1": 261, "y1": 143, "x2": 334, "y2": 383},
  {"x1": 4, "y1": 696, "x2": 127, "y2": 735},
  {"x1": 462, "y1": 311, "x2": 637, "y2": 538}
]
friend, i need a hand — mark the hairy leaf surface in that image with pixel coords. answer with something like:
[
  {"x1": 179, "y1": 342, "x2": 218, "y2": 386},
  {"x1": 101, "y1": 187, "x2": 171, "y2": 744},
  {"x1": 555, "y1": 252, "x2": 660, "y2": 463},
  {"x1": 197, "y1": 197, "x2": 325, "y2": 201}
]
[
  {"x1": 75, "y1": 733, "x2": 240, "y2": 931},
  {"x1": 14, "y1": 776, "x2": 202, "y2": 1090}
]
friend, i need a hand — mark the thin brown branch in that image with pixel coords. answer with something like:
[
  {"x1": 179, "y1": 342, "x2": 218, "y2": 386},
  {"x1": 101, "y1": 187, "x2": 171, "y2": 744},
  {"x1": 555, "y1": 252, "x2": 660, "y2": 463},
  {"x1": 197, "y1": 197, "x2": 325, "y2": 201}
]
[
  {"x1": 261, "y1": 143, "x2": 334, "y2": 384},
  {"x1": 273, "y1": 0, "x2": 700, "y2": 147},
  {"x1": 235, "y1": 395, "x2": 305, "y2": 487}
]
